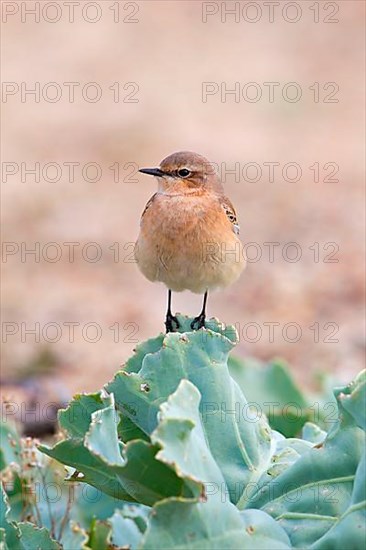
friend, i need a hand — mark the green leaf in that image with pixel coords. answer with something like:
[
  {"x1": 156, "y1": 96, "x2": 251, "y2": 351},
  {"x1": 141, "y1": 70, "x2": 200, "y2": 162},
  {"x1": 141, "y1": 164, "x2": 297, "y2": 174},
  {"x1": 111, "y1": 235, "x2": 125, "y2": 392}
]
[
  {"x1": 309, "y1": 375, "x2": 366, "y2": 549},
  {"x1": 1, "y1": 484, "x2": 60, "y2": 549},
  {"x1": 301, "y1": 422, "x2": 327, "y2": 444},
  {"x1": 140, "y1": 498, "x2": 291, "y2": 549},
  {"x1": 246, "y1": 371, "x2": 366, "y2": 548},
  {"x1": 107, "y1": 319, "x2": 273, "y2": 505},
  {"x1": 309, "y1": 451, "x2": 366, "y2": 549},
  {"x1": 0, "y1": 527, "x2": 8, "y2": 550},
  {"x1": 239, "y1": 509, "x2": 291, "y2": 549},
  {"x1": 31, "y1": 319, "x2": 365, "y2": 549},
  {"x1": 58, "y1": 393, "x2": 110, "y2": 439},
  {"x1": 228, "y1": 357, "x2": 311, "y2": 437},
  {"x1": 69, "y1": 486, "x2": 122, "y2": 528},
  {"x1": 16, "y1": 523, "x2": 60, "y2": 549},
  {"x1": 87, "y1": 518, "x2": 112, "y2": 550},
  {"x1": 0, "y1": 423, "x2": 24, "y2": 521},
  {"x1": 0, "y1": 422, "x2": 21, "y2": 471},
  {"x1": 85, "y1": 394, "x2": 123, "y2": 464},
  {"x1": 125, "y1": 335, "x2": 165, "y2": 374},
  {"x1": 335, "y1": 369, "x2": 366, "y2": 430},
  {"x1": 118, "y1": 416, "x2": 150, "y2": 443},
  {"x1": 40, "y1": 393, "x2": 199, "y2": 506},
  {"x1": 1, "y1": 482, "x2": 22, "y2": 549},
  {"x1": 116, "y1": 503, "x2": 149, "y2": 533},
  {"x1": 60, "y1": 521, "x2": 89, "y2": 550},
  {"x1": 109, "y1": 508, "x2": 145, "y2": 549},
  {"x1": 151, "y1": 379, "x2": 226, "y2": 493}
]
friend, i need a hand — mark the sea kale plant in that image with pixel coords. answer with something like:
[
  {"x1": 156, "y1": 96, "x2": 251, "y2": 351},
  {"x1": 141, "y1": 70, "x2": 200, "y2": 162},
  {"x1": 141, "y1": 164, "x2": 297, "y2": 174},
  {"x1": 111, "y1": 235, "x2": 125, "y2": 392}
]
[{"x1": 1, "y1": 316, "x2": 365, "y2": 549}]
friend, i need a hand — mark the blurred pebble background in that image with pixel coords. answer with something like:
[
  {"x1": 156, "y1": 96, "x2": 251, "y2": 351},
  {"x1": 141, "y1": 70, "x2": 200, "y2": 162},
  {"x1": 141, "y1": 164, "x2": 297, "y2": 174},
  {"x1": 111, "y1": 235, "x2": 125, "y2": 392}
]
[{"x1": 1, "y1": 1, "x2": 365, "y2": 410}]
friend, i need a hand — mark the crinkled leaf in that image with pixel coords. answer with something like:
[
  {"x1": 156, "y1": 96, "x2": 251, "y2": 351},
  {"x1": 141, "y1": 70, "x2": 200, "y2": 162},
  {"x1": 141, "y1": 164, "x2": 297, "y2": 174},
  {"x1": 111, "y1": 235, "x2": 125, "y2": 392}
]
[
  {"x1": 310, "y1": 443, "x2": 366, "y2": 548},
  {"x1": 247, "y1": 371, "x2": 366, "y2": 548},
  {"x1": 60, "y1": 521, "x2": 89, "y2": 550},
  {"x1": 16, "y1": 522, "x2": 60, "y2": 549},
  {"x1": 141, "y1": 498, "x2": 291, "y2": 550},
  {"x1": 335, "y1": 370, "x2": 366, "y2": 430},
  {"x1": 151, "y1": 379, "x2": 226, "y2": 494},
  {"x1": 107, "y1": 317, "x2": 273, "y2": 504},
  {"x1": 58, "y1": 393, "x2": 110, "y2": 439},
  {"x1": 109, "y1": 508, "x2": 144, "y2": 549},
  {"x1": 301, "y1": 422, "x2": 327, "y2": 444},
  {"x1": 125, "y1": 335, "x2": 165, "y2": 374},
  {"x1": 40, "y1": 393, "x2": 199, "y2": 505},
  {"x1": 229, "y1": 357, "x2": 314, "y2": 437},
  {"x1": 1, "y1": 485, "x2": 60, "y2": 549}
]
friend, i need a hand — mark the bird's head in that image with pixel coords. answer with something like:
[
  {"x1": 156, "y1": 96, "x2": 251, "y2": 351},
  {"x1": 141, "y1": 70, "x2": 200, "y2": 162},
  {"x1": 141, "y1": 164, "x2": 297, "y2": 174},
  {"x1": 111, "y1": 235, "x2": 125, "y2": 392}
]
[{"x1": 139, "y1": 151, "x2": 223, "y2": 194}]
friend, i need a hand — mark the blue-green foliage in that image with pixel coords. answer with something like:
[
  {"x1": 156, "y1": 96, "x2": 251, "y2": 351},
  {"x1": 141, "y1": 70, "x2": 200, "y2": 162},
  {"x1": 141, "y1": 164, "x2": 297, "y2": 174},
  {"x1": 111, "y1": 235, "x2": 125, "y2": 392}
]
[{"x1": 1, "y1": 317, "x2": 365, "y2": 549}]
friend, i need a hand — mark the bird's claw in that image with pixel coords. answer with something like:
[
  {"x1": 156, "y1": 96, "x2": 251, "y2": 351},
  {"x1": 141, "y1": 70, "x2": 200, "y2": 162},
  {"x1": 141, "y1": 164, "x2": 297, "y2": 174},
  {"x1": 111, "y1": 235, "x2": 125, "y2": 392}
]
[
  {"x1": 165, "y1": 314, "x2": 180, "y2": 333},
  {"x1": 190, "y1": 314, "x2": 206, "y2": 331}
]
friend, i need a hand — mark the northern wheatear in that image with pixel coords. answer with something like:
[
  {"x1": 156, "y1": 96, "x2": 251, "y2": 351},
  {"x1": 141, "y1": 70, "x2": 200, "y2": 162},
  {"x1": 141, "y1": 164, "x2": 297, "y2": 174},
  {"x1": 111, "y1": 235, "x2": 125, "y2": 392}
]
[{"x1": 135, "y1": 151, "x2": 245, "y2": 332}]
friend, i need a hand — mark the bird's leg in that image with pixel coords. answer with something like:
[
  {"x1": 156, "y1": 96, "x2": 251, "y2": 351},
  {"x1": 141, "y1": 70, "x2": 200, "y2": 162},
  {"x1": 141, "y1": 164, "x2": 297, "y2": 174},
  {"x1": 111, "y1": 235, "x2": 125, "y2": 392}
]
[
  {"x1": 165, "y1": 290, "x2": 180, "y2": 333},
  {"x1": 191, "y1": 291, "x2": 208, "y2": 330}
]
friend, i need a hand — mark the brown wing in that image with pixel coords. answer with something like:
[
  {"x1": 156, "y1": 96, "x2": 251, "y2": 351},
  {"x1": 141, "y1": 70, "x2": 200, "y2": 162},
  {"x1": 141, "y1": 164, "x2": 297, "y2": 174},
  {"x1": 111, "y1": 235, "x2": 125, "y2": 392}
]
[
  {"x1": 220, "y1": 196, "x2": 240, "y2": 235},
  {"x1": 141, "y1": 193, "x2": 157, "y2": 220}
]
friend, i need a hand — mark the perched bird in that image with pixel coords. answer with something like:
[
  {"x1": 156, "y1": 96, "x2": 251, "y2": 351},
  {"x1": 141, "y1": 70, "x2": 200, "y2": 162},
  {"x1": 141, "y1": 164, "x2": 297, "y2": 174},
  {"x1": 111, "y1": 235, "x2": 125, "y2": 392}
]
[{"x1": 135, "y1": 151, "x2": 245, "y2": 332}]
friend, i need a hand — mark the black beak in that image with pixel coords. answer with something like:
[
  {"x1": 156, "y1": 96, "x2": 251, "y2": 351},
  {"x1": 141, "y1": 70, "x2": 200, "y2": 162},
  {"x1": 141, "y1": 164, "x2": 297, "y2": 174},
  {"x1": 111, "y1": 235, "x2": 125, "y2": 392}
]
[{"x1": 139, "y1": 167, "x2": 165, "y2": 177}]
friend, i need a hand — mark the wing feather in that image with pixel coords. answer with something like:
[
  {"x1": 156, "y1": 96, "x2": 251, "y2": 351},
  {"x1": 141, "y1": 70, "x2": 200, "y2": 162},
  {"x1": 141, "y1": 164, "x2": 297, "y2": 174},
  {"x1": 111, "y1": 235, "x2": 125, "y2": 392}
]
[
  {"x1": 141, "y1": 193, "x2": 157, "y2": 221},
  {"x1": 220, "y1": 196, "x2": 240, "y2": 235}
]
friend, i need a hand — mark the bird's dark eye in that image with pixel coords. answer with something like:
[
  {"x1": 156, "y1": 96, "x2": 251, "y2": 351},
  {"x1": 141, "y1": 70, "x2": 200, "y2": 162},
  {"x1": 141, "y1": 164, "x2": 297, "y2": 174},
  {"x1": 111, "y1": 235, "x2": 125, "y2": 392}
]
[{"x1": 177, "y1": 168, "x2": 191, "y2": 178}]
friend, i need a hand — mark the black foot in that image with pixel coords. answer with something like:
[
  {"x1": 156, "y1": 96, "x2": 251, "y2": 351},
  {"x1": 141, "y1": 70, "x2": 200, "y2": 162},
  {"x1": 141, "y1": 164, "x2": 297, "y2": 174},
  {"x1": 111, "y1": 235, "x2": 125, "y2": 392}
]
[
  {"x1": 190, "y1": 314, "x2": 206, "y2": 331},
  {"x1": 165, "y1": 314, "x2": 180, "y2": 333}
]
